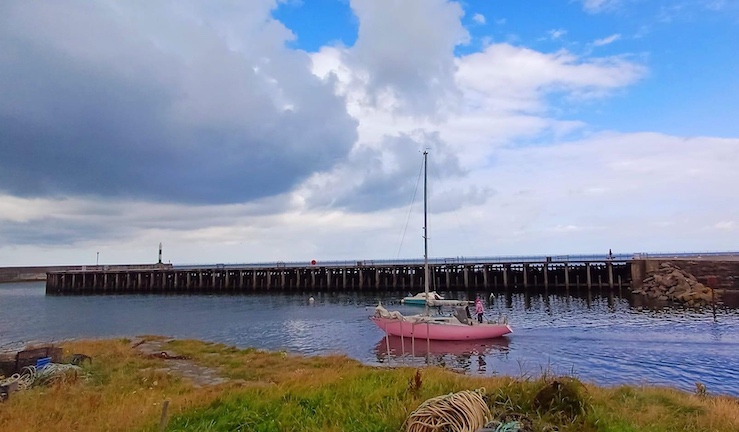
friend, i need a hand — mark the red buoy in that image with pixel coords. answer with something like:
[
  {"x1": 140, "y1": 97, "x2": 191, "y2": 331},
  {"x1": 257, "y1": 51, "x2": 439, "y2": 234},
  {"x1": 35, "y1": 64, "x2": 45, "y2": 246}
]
[{"x1": 310, "y1": 259, "x2": 317, "y2": 265}]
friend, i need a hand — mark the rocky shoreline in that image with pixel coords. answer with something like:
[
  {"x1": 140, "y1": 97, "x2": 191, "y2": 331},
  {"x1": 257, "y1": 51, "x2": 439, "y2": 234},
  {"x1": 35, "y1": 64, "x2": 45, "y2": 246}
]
[{"x1": 631, "y1": 262, "x2": 720, "y2": 306}]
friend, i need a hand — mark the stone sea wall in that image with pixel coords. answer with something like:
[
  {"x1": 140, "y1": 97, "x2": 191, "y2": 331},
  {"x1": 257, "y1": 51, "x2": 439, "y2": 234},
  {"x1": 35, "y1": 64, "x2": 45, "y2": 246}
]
[
  {"x1": 631, "y1": 262, "x2": 720, "y2": 306},
  {"x1": 0, "y1": 264, "x2": 172, "y2": 283},
  {"x1": 630, "y1": 258, "x2": 739, "y2": 292},
  {"x1": 0, "y1": 267, "x2": 49, "y2": 283}
]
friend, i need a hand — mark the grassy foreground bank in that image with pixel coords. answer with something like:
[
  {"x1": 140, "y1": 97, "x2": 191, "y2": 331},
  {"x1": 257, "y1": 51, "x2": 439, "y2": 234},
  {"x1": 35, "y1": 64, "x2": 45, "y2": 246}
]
[{"x1": 1, "y1": 337, "x2": 737, "y2": 432}]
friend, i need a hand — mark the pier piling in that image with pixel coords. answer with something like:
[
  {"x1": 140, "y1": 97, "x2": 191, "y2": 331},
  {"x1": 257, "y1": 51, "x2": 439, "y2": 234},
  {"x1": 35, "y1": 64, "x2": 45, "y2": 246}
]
[{"x1": 45, "y1": 259, "x2": 630, "y2": 295}]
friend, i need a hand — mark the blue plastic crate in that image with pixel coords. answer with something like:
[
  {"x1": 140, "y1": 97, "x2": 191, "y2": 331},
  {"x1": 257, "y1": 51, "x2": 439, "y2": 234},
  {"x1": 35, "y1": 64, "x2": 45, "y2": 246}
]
[{"x1": 35, "y1": 357, "x2": 51, "y2": 370}]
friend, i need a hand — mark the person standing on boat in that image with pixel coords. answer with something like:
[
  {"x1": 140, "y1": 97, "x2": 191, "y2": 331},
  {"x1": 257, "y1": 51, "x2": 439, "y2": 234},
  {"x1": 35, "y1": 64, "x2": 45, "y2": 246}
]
[{"x1": 475, "y1": 297, "x2": 484, "y2": 323}]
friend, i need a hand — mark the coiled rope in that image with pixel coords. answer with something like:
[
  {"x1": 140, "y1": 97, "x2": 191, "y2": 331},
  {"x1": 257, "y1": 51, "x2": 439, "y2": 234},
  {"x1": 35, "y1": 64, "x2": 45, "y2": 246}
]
[
  {"x1": 405, "y1": 388, "x2": 491, "y2": 432},
  {"x1": 0, "y1": 363, "x2": 82, "y2": 390},
  {"x1": 0, "y1": 366, "x2": 36, "y2": 390}
]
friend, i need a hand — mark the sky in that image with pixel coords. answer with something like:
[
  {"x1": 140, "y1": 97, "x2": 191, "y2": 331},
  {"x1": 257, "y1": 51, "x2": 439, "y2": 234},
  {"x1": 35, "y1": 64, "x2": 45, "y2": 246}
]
[{"x1": 0, "y1": 0, "x2": 738, "y2": 266}]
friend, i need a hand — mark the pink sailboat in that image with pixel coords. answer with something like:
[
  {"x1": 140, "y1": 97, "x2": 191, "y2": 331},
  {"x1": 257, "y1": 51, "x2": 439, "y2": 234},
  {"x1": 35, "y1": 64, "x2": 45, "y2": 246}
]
[{"x1": 370, "y1": 151, "x2": 512, "y2": 341}]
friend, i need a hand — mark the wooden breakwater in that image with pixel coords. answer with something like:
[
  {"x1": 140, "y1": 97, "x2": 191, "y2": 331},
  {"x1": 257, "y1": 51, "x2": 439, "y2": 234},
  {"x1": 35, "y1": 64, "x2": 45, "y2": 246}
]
[{"x1": 46, "y1": 259, "x2": 630, "y2": 294}]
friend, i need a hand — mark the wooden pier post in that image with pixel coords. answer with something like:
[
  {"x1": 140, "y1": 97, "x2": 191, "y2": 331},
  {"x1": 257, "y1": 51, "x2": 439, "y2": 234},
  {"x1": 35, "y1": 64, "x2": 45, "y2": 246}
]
[
  {"x1": 483, "y1": 266, "x2": 489, "y2": 288},
  {"x1": 463, "y1": 267, "x2": 469, "y2": 289},
  {"x1": 543, "y1": 264, "x2": 549, "y2": 289},
  {"x1": 586, "y1": 263, "x2": 592, "y2": 289},
  {"x1": 564, "y1": 263, "x2": 570, "y2": 289},
  {"x1": 607, "y1": 261, "x2": 614, "y2": 289},
  {"x1": 503, "y1": 265, "x2": 509, "y2": 288},
  {"x1": 522, "y1": 264, "x2": 528, "y2": 288}
]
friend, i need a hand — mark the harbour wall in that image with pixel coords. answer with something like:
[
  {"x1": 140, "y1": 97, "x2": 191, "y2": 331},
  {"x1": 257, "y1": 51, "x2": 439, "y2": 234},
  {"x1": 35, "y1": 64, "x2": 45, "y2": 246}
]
[
  {"x1": 46, "y1": 260, "x2": 629, "y2": 294},
  {"x1": 0, "y1": 264, "x2": 172, "y2": 284},
  {"x1": 630, "y1": 257, "x2": 739, "y2": 291}
]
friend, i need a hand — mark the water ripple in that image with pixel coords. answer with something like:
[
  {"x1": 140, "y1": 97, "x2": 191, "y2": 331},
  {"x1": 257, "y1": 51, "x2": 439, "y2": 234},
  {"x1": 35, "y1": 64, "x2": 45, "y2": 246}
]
[{"x1": 1, "y1": 283, "x2": 738, "y2": 396}]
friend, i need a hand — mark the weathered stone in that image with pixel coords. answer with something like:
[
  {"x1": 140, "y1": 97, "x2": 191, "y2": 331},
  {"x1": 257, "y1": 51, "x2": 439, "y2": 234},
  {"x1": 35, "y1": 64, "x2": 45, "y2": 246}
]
[
  {"x1": 129, "y1": 338, "x2": 145, "y2": 349},
  {"x1": 697, "y1": 291, "x2": 714, "y2": 303},
  {"x1": 133, "y1": 339, "x2": 229, "y2": 388},
  {"x1": 636, "y1": 263, "x2": 720, "y2": 306},
  {"x1": 675, "y1": 280, "x2": 691, "y2": 295}
]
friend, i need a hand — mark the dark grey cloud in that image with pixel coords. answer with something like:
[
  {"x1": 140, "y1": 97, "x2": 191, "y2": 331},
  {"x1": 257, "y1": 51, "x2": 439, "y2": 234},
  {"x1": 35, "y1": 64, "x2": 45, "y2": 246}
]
[
  {"x1": 304, "y1": 131, "x2": 471, "y2": 212},
  {"x1": 0, "y1": 217, "x2": 126, "y2": 246},
  {"x1": 0, "y1": 196, "x2": 290, "y2": 246},
  {"x1": 0, "y1": 1, "x2": 357, "y2": 205}
]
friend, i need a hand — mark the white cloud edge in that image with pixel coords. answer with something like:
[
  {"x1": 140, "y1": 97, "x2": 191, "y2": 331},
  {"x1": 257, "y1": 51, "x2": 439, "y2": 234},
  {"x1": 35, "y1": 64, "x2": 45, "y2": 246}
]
[{"x1": 593, "y1": 33, "x2": 622, "y2": 46}]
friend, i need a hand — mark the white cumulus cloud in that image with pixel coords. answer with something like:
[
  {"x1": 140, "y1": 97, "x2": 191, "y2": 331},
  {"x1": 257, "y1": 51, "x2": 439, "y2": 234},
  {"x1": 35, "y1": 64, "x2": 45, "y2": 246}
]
[
  {"x1": 1, "y1": 0, "x2": 737, "y2": 265},
  {"x1": 581, "y1": 0, "x2": 621, "y2": 13},
  {"x1": 593, "y1": 33, "x2": 622, "y2": 46}
]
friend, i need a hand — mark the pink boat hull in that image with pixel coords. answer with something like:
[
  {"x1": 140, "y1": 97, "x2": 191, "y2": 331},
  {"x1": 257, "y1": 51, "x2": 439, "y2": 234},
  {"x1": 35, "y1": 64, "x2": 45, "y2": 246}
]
[{"x1": 370, "y1": 317, "x2": 512, "y2": 341}]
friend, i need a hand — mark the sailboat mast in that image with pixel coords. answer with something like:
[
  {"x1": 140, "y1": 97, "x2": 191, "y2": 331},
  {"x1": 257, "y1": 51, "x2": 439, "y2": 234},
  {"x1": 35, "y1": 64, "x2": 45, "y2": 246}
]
[{"x1": 423, "y1": 151, "x2": 429, "y2": 297}]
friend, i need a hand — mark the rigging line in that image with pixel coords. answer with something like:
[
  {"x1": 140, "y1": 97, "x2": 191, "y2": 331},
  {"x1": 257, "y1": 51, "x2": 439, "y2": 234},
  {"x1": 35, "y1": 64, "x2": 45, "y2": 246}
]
[
  {"x1": 429, "y1": 158, "x2": 476, "y2": 259},
  {"x1": 397, "y1": 154, "x2": 426, "y2": 259}
]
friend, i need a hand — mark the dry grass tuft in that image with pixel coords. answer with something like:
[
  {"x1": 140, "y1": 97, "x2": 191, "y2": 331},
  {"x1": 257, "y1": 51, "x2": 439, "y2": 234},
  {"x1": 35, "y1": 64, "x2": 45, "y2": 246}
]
[
  {"x1": 0, "y1": 338, "x2": 225, "y2": 432},
  {"x1": 2, "y1": 337, "x2": 738, "y2": 432}
]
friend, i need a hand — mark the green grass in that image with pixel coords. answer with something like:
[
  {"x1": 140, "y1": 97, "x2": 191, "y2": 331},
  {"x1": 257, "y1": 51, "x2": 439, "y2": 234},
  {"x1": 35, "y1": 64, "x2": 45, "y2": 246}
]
[{"x1": 1, "y1": 338, "x2": 737, "y2": 432}]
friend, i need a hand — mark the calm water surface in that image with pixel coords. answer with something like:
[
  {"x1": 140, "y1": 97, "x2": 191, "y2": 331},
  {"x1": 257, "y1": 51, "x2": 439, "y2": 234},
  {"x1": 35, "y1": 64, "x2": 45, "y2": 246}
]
[{"x1": 2, "y1": 282, "x2": 738, "y2": 396}]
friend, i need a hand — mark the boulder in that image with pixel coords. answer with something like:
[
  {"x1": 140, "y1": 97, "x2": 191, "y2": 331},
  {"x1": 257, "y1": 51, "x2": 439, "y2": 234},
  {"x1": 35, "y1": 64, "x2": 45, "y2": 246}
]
[{"x1": 635, "y1": 263, "x2": 719, "y2": 306}]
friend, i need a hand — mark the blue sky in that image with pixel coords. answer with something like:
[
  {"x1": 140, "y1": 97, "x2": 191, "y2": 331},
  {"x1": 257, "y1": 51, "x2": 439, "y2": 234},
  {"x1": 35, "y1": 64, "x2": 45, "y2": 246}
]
[
  {"x1": 0, "y1": 0, "x2": 737, "y2": 265},
  {"x1": 277, "y1": 0, "x2": 739, "y2": 137}
]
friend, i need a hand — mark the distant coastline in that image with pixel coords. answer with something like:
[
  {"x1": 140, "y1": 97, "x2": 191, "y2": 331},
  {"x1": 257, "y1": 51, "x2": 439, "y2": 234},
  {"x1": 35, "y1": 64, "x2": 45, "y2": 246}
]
[{"x1": 0, "y1": 264, "x2": 171, "y2": 284}]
